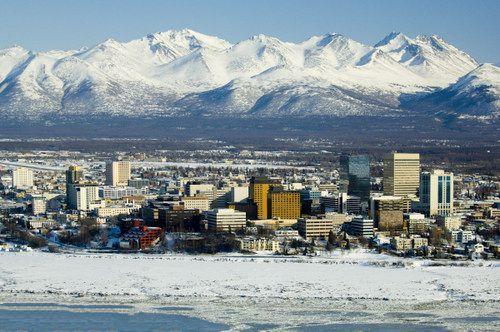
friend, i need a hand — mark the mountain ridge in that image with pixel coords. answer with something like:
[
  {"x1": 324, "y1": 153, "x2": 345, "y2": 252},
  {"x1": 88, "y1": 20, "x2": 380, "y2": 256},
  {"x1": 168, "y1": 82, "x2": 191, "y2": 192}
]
[{"x1": 0, "y1": 29, "x2": 498, "y2": 124}]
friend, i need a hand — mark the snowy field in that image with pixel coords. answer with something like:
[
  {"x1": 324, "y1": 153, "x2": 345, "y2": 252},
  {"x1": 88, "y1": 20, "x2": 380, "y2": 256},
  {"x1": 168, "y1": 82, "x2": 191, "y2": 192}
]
[{"x1": 0, "y1": 251, "x2": 499, "y2": 330}]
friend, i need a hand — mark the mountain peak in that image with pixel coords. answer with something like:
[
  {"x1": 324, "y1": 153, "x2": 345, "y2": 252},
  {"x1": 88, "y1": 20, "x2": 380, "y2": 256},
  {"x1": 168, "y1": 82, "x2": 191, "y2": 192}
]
[
  {"x1": 145, "y1": 28, "x2": 231, "y2": 51},
  {"x1": 98, "y1": 38, "x2": 122, "y2": 48},
  {"x1": 0, "y1": 45, "x2": 29, "y2": 55},
  {"x1": 148, "y1": 28, "x2": 201, "y2": 39},
  {"x1": 374, "y1": 31, "x2": 411, "y2": 48},
  {"x1": 315, "y1": 33, "x2": 348, "y2": 46},
  {"x1": 248, "y1": 34, "x2": 283, "y2": 44}
]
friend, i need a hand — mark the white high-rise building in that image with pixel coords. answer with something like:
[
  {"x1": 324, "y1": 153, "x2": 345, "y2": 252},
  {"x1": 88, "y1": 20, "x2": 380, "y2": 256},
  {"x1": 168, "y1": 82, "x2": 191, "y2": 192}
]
[
  {"x1": 12, "y1": 167, "x2": 34, "y2": 189},
  {"x1": 74, "y1": 184, "x2": 101, "y2": 211},
  {"x1": 419, "y1": 170, "x2": 454, "y2": 217},
  {"x1": 206, "y1": 208, "x2": 247, "y2": 232},
  {"x1": 105, "y1": 161, "x2": 131, "y2": 186}
]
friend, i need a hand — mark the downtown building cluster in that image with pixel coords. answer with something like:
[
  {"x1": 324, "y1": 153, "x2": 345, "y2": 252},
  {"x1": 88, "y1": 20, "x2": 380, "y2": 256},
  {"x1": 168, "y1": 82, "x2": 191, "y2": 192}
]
[{"x1": 0, "y1": 151, "x2": 498, "y2": 259}]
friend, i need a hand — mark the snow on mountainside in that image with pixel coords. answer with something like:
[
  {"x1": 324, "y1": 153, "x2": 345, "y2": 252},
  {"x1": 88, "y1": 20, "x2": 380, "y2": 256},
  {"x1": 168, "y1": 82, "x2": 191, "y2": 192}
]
[
  {"x1": 0, "y1": 46, "x2": 31, "y2": 82},
  {"x1": 0, "y1": 29, "x2": 496, "y2": 122},
  {"x1": 406, "y1": 63, "x2": 500, "y2": 120},
  {"x1": 374, "y1": 32, "x2": 478, "y2": 87}
]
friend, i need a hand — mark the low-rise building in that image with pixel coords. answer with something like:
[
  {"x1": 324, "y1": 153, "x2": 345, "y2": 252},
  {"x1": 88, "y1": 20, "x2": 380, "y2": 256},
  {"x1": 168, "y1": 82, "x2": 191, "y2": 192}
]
[
  {"x1": 348, "y1": 216, "x2": 374, "y2": 238},
  {"x1": 274, "y1": 227, "x2": 300, "y2": 238},
  {"x1": 391, "y1": 235, "x2": 428, "y2": 251},
  {"x1": 100, "y1": 186, "x2": 147, "y2": 200},
  {"x1": 391, "y1": 236, "x2": 413, "y2": 251},
  {"x1": 31, "y1": 195, "x2": 46, "y2": 215},
  {"x1": 297, "y1": 213, "x2": 348, "y2": 240},
  {"x1": 297, "y1": 218, "x2": 334, "y2": 240},
  {"x1": 120, "y1": 225, "x2": 164, "y2": 250},
  {"x1": 181, "y1": 195, "x2": 210, "y2": 212},
  {"x1": 450, "y1": 229, "x2": 474, "y2": 244},
  {"x1": 412, "y1": 235, "x2": 428, "y2": 249},
  {"x1": 96, "y1": 205, "x2": 139, "y2": 218},
  {"x1": 237, "y1": 237, "x2": 280, "y2": 252},
  {"x1": 206, "y1": 208, "x2": 246, "y2": 232},
  {"x1": 436, "y1": 215, "x2": 462, "y2": 231},
  {"x1": 404, "y1": 213, "x2": 431, "y2": 235},
  {"x1": 128, "y1": 178, "x2": 149, "y2": 189}
]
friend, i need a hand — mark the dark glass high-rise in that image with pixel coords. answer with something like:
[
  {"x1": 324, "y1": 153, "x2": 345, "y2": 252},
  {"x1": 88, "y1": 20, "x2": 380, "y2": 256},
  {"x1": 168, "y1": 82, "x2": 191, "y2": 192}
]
[{"x1": 339, "y1": 154, "x2": 370, "y2": 202}]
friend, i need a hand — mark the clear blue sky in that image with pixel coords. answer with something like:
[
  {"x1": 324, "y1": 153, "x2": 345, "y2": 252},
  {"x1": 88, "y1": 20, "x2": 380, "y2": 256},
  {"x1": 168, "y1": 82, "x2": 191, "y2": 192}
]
[{"x1": 0, "y1": 0, "x2": 498, "y2": 63}]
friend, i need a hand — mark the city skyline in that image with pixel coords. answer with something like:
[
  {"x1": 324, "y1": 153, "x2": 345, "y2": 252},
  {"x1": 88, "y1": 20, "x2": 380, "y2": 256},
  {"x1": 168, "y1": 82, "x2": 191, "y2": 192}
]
[{"x1": 0, "y1": 144, "x2": 498, "y2": 330}]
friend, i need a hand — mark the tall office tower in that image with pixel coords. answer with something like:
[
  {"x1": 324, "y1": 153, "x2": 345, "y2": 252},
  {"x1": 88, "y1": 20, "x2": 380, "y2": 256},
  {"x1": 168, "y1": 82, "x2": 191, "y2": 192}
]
[
  {"x1": 12, "y1": 167, "x2": 34, "y2": 189},
  {"x1": 383, "y1": 153, "x2": 420, "y2": 197},
  {"x1": 105, "y1": 161, "x2": 131, "y2": 186},
  {"x1": 339, "y1": 154, "x2": 370, "y2": 202},
  {"x1": 419, "y1": 170, "x2": 454, "y2": 217},
  {"x1": 268, "y1": 189, "x2": 301, "y2": 219},
  {"x1": 66, "y1": 165, "x2": 83, "y2": 209},
  {"x1": 249, "y1": 176, "x2": 281, "y2": 219}
]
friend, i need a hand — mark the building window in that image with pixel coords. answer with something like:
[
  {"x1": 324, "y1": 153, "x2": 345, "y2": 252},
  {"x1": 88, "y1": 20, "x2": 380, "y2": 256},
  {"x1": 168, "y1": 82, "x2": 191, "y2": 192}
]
[
  {"x1": 438, "y1": 176, "x2": 443, "y2": 204},
  {"x1": 446, "y1": 177, "x2": 451, "y2": 204}
]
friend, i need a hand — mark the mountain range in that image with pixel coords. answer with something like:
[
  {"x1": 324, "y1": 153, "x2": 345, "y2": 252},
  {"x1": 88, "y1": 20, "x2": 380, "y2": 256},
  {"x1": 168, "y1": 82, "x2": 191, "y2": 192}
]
[{"x1": 0, "y1": 29, "x2": 498, "y2": 125}]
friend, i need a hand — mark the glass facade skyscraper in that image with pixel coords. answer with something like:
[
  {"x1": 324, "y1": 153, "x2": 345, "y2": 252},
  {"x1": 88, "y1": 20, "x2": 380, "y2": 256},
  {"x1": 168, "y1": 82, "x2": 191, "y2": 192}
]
[{"x1": 339, "y1": 154, "x2": 370, "y2": 202}]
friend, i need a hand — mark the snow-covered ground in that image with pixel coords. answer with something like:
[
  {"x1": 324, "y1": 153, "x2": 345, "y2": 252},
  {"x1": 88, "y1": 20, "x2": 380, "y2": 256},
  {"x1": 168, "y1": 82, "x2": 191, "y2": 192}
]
[
  {"x1": 0, "y1": 250, "x2": 498, "y2": 301},
  {"x1": 0, "y1": 250, "x2": 498, "y2": 330}
]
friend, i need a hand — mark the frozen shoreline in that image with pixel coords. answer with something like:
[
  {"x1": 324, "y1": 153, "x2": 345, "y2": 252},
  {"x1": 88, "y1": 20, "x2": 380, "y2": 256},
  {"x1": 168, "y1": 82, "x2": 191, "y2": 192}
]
[
  {"x1": 1, "y1": 250, "x2": 498, "y2": 301},
  {"x1": 0, "y1": 250, "x2": 499, "y2": 330}
]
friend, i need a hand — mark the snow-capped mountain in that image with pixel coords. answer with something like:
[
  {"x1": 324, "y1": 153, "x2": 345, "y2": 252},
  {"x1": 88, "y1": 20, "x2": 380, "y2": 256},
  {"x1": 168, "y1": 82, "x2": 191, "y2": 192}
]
[
  {"x1": 0, "y1": 29, "x2": 497, "y2": 123},
  {"x1": 405, "y1": 63, "x2": 500, "y2": 120},
  {"x1": 374, "y1": 32, "x2": 478, "y2": 86}
]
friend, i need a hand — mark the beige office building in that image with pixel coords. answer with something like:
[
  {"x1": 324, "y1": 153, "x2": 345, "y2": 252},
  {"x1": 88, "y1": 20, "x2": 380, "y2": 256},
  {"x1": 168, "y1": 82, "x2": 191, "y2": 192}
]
[
  {"x1": 12, "y1": 167, "x2": 34, "y2": 189},
  {"x1": 206, "y1": 208, "x2": 247, "y2": 232},
  {"x1": 96, "y1": 205, "x2": 138, "y2": 217},
  {"x1": 297, "y1": 213, "x2": 348, "y2": 240},
  {"x1": 106, "y1": 161, "x2": 131, "y2": 186},
  {"x1": 238, "y1": 238, "x2": 280, "y2": 252},
  {"x1": 383, "y1": 153, "x2": 420, "y2": 197},
  {"x1": 181, "y1": 196, "x2": 210, "y2": 212}
]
